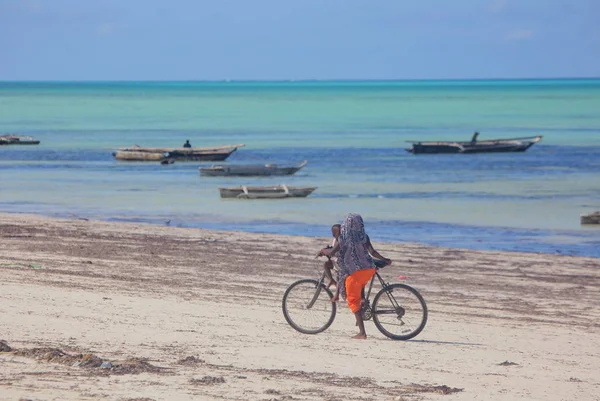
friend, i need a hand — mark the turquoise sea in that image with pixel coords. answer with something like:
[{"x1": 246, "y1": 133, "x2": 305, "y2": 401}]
[{"x1": 1, "y1": 80, "x2": 600, "y2": 257}]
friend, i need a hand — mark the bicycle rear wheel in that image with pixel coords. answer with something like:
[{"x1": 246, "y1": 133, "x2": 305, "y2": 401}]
[
  {"x1": 372, "y1": 283, "x2": 427, "y2": 340},
  {"x1": 282, "y1": 279, "x2": 336, "y2": 334}
]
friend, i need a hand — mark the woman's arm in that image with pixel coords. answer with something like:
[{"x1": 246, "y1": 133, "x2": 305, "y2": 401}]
[{"x1": 366, "y1": 236, "x2": 392, "y2": 265}]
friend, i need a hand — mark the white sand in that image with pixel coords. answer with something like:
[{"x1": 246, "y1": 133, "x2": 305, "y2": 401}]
[{"x1": 0, "y1": 213, "x2": 598, "y2": 400}]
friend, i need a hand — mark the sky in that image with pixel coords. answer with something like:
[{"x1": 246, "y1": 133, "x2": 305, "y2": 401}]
[{"x1": 0, "y1": 0, "x2": 599, "y2": 80}]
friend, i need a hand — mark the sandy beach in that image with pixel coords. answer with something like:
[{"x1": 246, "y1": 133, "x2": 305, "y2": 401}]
[{"x1": 0, "y1": 212, "x2": 598, "y2": 401}]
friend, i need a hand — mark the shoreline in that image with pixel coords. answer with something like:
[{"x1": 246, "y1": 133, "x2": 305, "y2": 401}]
[
  {"x1": 1, "y1": 212, "x2": 599, "y2": 400},
  {"x1": 3, "y1": 210, "x2": 600, "y2": 259}
]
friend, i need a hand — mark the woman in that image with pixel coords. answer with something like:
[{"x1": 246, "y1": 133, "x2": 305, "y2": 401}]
[{"x1": 319, "y1": 213, "x2": 391, "y2": 339}]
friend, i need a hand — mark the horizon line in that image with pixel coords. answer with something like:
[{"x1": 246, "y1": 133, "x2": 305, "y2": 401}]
[{"x1": 1, "y1": 76, "x2": 599, "y2": 84}]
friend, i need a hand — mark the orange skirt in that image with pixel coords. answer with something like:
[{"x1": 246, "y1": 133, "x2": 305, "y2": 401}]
[{"x1": 345, "y1": 268, "x2": 376, "y2": 313}]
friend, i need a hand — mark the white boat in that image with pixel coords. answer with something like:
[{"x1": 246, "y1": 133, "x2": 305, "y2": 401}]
[{"x1": 219, "y1": 185, "x2": 317, "y2": 199}]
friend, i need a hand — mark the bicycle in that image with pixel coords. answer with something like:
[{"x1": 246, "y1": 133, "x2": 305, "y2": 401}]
[{"x1": 282, "y1": 258, "x2": 428, "y2": 340}]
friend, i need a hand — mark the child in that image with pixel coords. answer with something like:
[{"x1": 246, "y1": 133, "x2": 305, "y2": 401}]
[{"x1": 323, "y1": 224, "x2": 341, "y2": 288}]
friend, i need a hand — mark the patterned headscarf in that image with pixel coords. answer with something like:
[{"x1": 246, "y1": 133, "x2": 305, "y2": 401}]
[{"x1": 337, "y1": 213, "x2": 374, "y2": 298}]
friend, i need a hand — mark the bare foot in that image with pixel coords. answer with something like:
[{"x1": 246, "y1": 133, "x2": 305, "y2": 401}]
[
  {"x1": 331, "y1": 295, "x2": 339, "y2": 303},
  {"x1": 351, "y1": 334, "x2": 367, "y2": 340}
]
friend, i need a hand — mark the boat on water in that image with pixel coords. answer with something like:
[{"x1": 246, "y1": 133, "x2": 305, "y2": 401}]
[
  {"x1": 112, "y1": 144, "x2": 244, "y2": 162},
  {"x1": 581, "y1": 211, "x2": 600, "y2": 225},
  {"x1": 0, "y1": 135, "x2": 40, "y2": 145},
  {"x1": 219, "y1": 185, "x2": 317, "y2": 199},
  {"x1": 406, "y1": 133, "x2": 542, "y2": 154},
  {"x1": 200, "y1": 160, "x2": 307, "y2": 177}
]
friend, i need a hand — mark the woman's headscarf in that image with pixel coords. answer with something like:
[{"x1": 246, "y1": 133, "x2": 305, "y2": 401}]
[{"x1": 337, "y1": 213, "x2": 374, "y2": 297}]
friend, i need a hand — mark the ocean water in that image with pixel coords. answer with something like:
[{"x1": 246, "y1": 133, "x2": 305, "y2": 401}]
[{"x1": 1, "y1": 80, "x2": 600, "y2": 257}]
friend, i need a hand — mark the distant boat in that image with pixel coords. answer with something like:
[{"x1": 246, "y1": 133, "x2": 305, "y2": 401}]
[
  {"x1": 200, "y1": 160, "x2": 307, "y2": 177},
  {"x1": 219, "y1": 185, "x2": 317, "y2": 199},
  {"x1": 112, "y1": 144, "x2": 244, "y2": 162},
  {"x1": 0, "y1": 135, "x2": 40, "y2": 145},
  {"x1": 581, "y1": 211, "x2": 600, "y2": 225},
  {"x1": 406, "y1": 133, "x2": 542, "y2": 154}
]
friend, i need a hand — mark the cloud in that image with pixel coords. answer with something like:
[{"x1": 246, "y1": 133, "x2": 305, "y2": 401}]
[{"x1": 505, "y1": 29, "x2": 534, "y2": 40}]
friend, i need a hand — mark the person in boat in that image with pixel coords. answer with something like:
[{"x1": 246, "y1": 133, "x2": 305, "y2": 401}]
[
  {"x1": 319, "y1": 214, "x2": 391, "y2": 339},
  {"x1": 183, "y1": 140, "x2": 192, "y2": 148}
]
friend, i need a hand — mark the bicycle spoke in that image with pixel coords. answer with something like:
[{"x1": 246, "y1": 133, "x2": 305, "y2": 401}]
[
  {"x1": 282, "y1": 280, "x2": 336, "y2": 334},
  {"x1": 372, "y1": 284, "x2": 427, "y2": 340}
]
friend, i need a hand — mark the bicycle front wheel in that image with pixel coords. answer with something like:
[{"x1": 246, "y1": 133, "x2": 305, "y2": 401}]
[
  {"x1": 282, "y1": 279, "x2": 336, "y2": 334},
  {"x1": 372, "y1": 283, "x2": 427, "y2": 340}
]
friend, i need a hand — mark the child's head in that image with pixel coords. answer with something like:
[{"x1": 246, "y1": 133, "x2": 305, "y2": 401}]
[{"x1": 331, "y1": 224, "x2": 341, "y2": 238}]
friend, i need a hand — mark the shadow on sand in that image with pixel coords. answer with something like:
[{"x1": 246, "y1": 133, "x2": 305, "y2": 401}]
[{"x1": 406, "y1": 339, "x2": 485, "y2": 346}]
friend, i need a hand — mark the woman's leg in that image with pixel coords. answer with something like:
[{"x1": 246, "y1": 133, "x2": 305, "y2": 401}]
[
  {"x1": 352, "y1": 312, "x2": 367, "y2": 339},
  {"x1": 345, "y1": 268, "x2": 376, "y2": 339}
]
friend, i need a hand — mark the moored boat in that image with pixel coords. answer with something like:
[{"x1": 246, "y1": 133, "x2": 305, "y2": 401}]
[
  {"x1": 219, "y1": 185, "x2": 317, "y2": 199},
  {"x1": 581, "y1": 211, "x2": 600, "y2": 225},
  {"x1": 0, "y1": 135, "x2": 40, "y2": 145},
  {"x1": 200, "y1": 160, "x2": 307, "y2": 177},
  {"x1": 112, "y1": 144, "x2": 244, "y2": 162},
  {"x1": 406, "y1": 133, "x2": 542, "y2": 154}
]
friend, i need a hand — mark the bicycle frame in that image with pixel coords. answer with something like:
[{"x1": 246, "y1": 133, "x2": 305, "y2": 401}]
[
  {"x1": 308, "y1": 266, "x2": 397, "y2": 315},
  {"x1": 362, "y1": 269, "x2": 406, "y2": 320},
  {"x1": 306, "y1": 270, "x2": 328, "y2": 309},
  {"x1": 364, "y1": 270, "x2": 389, "y2": 301}
]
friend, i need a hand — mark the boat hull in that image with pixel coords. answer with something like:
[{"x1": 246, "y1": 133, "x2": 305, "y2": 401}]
[
  {"x1": 167, "y1": 150, "x2": 235, "y2": 161},
  {"x1": 407, "y1": 142, "x2": 535, "y2": 154},
  {"x1": 114, "y1": 149, "x2": 235, "y2": 162},
  {"x1": 581, "y1": 212, "x2": 600, "y2": 225},
  {"x1": 406, "y1": 136, "x2": 542, "y2": 155},
  {"x1": 0, "y1": 135, "x2": 40, "y2": 145},
  {"x1": 460, "y1": 143, "x2": 535, "y2": 154},
  {"x1": 200, "y1": 161, "x2": 307, "y2": 177},
  {"x1": 219, "y1": 186, "x2": 316, "y2": 199}
]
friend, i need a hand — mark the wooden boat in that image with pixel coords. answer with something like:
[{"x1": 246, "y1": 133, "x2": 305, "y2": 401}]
[
  {"x1": 406, "y1": 133, "x2": 542, "y2": 154},
  {"x1": 112, "y1": 144, "x2": 244, "y2": 162},
  {"x1": 113, "y1": 149, "x2": 236, "y2": 162},
  {"x1": 0, "y1": 135, "x2": 40, "y2": 145},
  {"x1": 200, "y1": 160, "x2": 307, "y2": 177},
  {"x1": 581, "y1": 211, "x2": 600, "y2": 225},
  {"x1": 219, "y1": 185, "x2": 317, "y2": 199}
]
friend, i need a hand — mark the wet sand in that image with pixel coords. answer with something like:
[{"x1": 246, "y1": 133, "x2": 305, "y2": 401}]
[{"x1": 1, "y1": 213, "x2": 599, "y2": 400}]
